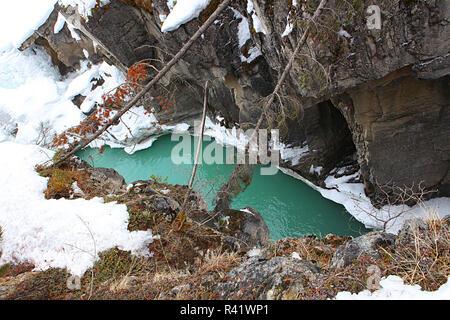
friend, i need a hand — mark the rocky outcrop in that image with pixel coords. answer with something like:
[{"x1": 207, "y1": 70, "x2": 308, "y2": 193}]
[
  {"x1": 188, "y1": 207, "x2": 271, "y2": 250},
  {"x1": 330, "y1": 231, "x2": 396, "y2": 269},
  {"x1": 218, "y1": 208, "x2": 271, "y2": 250},
  {"x1": 2, "y1": 161, "x2": 449, "y2": 299},
  {"x1": 84, "y1": 166, "x2": 127, "y2": 194},
  {"x1": 212, "y1": 256, "x2": 320, "y2": 300},
  {"x1": 20, "y1": 7, "x2": 100, "y2": 74},
  {"x1": 25, "y1": 0, "x2": 450, "y2": 206},
  {"x1": 332, "y1": 69, "x2": 449, "y2": 203},
  {"x1": 58, "y1": 0, "x2": 242, "y2": 126},
  {"x1": 234, "y1": 0, "x2": 450, "y2": 201}
]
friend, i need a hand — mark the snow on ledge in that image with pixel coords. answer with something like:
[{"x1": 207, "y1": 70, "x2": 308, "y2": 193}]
[
  {"x1": 279, "y1": 167, "x2": 450, "y2": 234},
  {"x1": 58, "y1": 0, "x2": 111, "y2": 19},
  {"x1": 231, "y1": 8, "x2": 262, "y2": 64},
  {"x1": 161, "y1": 0, "x2": 211, "y2": 33},
  {"x1": 0, "y1": 0, "x2": 57, "y2": 50}
]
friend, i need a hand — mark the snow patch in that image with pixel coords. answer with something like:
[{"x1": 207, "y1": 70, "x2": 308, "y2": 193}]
[
  {"x1": 247, "y1": 247, "x2": 262, "y2": 257},
  {"x1": 203, "y1": 117, "x2": 248, "y2": 150},
  {"x1": 277, "y1": 143, "x2": 309, "y2": 166},
  {"x1": 309, "y1": 165, "x2": 323, "y2": 176},
  {"x1": 338, "y1": 28, "x2": 352, "y2": 39},
  {"x1": 282, "y1": 20, "x2": 294, "y2": 38},
  {"x1": 54, "y1": 12, "x2": 67, "y2": 34},
  {"x1": 292, "y1": 252, "x2": 301, "y2": 260},
  {"x1": 231, "y1": 8, "x2": 262, "y2": 64},
  {"x1": 247, "y1": 0, "x2": 267, "y2": 35},
  {"x1": 335, "y1": 275, "x2": 450, "y2": 300},
  {"x1": 0, "y1": 142, "x2": 156, "y2": 276},
  {"x1": 59, "y1": 0, "x2": 111, "y2": 19},
  {"x1": 0, "y1": 46, "x2": 83, "y2": 144},
  {"x1": 279, "y1": 167, "x2": 450, "y2": 234},
  {"x1": 161, "y1": 0, "x2": 211, "y2": 32},
  {"x1": 88, "y1": 106, "x2": 190, "y2": 155}
]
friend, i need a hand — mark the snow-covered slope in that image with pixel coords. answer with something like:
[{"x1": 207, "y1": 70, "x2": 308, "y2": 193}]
[
  {"x1": 0, "y1": 142, "x2": 156, "y2": 276},
  {"x1": 0, "y1": 46, "x2": 125, "y2": 145},
  {"x1": 0, "y1": 1, "x2": 57, "y2": 51},
  {"x1": 0, "y1": 0, "x2": 158, "y2": 276}
]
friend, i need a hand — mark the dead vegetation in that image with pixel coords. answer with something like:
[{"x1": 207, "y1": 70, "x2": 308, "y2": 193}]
[
  {"x1": 3, "y1": 212, "x2": 449, "y2": 300},
  {"x1": 382, "y1": 214, "x2": 449, "y2": 291},
  {"x1": 3, "y1": 162, "x2": 245, "y2": 300},
  {"x1": 259, "y1": 216, "x2": 450, "y2": 299},
  {"x1": 2, "y1": 161, "x2": 448, "y2": 300}
]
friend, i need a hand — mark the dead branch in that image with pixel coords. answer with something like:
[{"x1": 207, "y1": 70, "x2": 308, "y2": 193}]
[
  {"x1": 173, "y1": 81, "x2": 209, "y2": 231},
  {"x1": 51, "y1": 0, "x2": 232, "y2": 167},
  {"x1": 213, "y1": 0, "x2": 328, "y2": 214},
  {"x1": 358, "y1": 180, "x2": 436, "y2": 231}
]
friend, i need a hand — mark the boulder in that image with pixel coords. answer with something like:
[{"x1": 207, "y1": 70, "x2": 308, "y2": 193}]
[
  {"x1": 212, "y1": 256, "x2": 320, "y2": 300},
  {"x1": 85, "y1": 167, "x2": 126, "y2": 195},
  {"x1": 219, "y1": 208, "x2": 271, "y2": 251},
  {"x1": 149, "y1": 195, "x2": 181, "y2": 212},
  {"x1": 330, "y1": 231, "x2": 396, "y2": 269},
  {"x1": 395, "y1": 218, "x2": 430, "y2": 246}
]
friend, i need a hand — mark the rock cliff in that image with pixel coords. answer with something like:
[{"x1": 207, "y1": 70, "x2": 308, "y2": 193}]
[{"x1": 23, "y1": 0, "x2": 450, "y2": 206}]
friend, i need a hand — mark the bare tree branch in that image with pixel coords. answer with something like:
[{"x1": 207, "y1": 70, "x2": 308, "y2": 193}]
[
  {"x1": 213, "y1": 0, "x2": 328, "y2": 214},
  {"x1": 173, "y1": 81, "x2": 209, "y2": 231},
  {"x1": 51, "y1": 0, "x2": 232, "y2": 167}
]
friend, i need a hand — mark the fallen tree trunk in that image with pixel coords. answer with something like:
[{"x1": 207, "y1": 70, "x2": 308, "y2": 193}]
[
  {"x1": 52, "y1": 0, "x2": 232, "y2": 167},
  {"x1": 213, "y1": 0, "x2": 328, "y2": 214}
]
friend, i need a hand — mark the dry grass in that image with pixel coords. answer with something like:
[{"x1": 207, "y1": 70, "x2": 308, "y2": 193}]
[
  {"x1": 5, "y1": 162, "x2": 448, "y2": 300},
  {"x1": 259, "y1": 216, "x2": 449, "y2": 299},
  {"x1": 381, "y1": 212, "x2": 449, "y2": 291},
  {"x1": 36, "y1": 162, "x2": 92, "y2": 200},
  {"x1": 4, "y1": 215, "x2": 448, "y2": 300},
  {"x1": 147, "y1": 247, "x2": 242, "y2": 299},
  {"x1": 266, "y1": 235, "x2": 351, "y2": 269}
]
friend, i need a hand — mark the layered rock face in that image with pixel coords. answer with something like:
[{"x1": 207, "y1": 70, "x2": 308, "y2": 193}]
[
  {"x1": 234, "y1": 0, "x2": 449, "y2": 201},
  {"x1": 26, "y1": 0, "x2": 449, "y2": 205},
  {"x1": 333, "y1": 69, "x2": 449, "y2": 203}
]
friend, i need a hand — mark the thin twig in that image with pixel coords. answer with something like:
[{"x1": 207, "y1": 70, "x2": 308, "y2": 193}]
[{"x1": 174, "y1": 81, "x2": 209, "y2": 231}]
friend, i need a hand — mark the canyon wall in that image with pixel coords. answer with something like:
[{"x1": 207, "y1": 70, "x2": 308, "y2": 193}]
[{"x1": 25, "y1": 0, "x2": 450, "y2": 205}]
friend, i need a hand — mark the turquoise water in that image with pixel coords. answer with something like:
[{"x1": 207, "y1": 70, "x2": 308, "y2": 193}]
[{"x1": 77, "y1": 134, "x2": 369, "y2": 240}]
